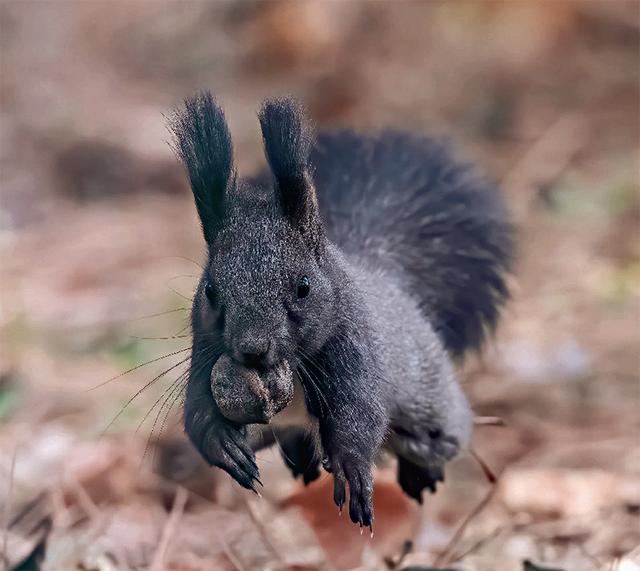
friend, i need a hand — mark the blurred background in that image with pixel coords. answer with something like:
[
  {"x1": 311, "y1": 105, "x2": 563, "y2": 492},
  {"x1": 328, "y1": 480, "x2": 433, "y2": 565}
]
[{"x1": 0, "y1": 1, "x2": 638, "y2": 570}]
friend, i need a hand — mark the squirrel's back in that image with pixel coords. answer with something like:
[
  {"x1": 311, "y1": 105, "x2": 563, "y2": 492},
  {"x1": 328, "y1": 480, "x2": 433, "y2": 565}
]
[{"x1": 310, "y1": 130, "x2": 514, "y2": 358}]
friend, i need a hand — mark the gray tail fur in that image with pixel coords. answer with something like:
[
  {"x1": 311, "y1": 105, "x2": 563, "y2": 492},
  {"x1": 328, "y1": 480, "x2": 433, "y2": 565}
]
[{"x1": 310, "y1": 130, "x2": 514, "y2": 358}]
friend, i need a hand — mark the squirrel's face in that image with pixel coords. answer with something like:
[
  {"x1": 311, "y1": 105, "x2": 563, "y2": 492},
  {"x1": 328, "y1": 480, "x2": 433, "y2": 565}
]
[
  {"x1": 190, "y1": 188, "x2": 336, "y2": 424},
  {"x1": 171, "y1": 94, "x2": 332, "y2": 424},
  {"x1": 194, "y1": 191, "x2": 335, "y2": 373}
]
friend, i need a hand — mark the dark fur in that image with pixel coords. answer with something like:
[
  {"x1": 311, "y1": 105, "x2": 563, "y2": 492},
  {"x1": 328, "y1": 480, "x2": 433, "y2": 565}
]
[
  {"x1": 311, "y1": 130, "x2": 513, "y2": 357},
  {"x1": 168, "y1": 92, "x2": 234, "y2": 243},
  {"x1": 169, "y1": 93, "x2": 513, "y2": 527}
]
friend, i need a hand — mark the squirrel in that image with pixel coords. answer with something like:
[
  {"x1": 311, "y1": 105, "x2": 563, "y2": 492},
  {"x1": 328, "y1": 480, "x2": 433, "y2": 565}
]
[{"x1": 169, "y1": 92, "x2": 513, "y2": 530}]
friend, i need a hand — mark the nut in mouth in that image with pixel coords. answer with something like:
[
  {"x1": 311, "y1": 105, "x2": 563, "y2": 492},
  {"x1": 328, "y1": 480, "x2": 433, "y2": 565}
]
[{"x1": 210, "y1": 355, "x2": 294, "y2": 424}]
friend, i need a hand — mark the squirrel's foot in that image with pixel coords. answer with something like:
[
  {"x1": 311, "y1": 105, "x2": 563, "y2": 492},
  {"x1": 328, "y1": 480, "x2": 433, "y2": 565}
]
[
  {"x1": 392, "y1": 425, "x2": 460, "y2": 467},
  {"x1": 200, "y1": 421, "x2": 262, "y2": 492},
  {"x1": 330, "y1": 455, "x2": 374, "y2": 528},
  {"x1": 277, "y1": 430, "x2": 321, "y2": 485},
  {"x1": 426, "y1": 429, "x2": 460, "y2": 462},
  {"x1": 397, "y1": 455, "x2": 445, "y2": 503},
  {"x1": 390, "y1": 425, "x2": 461, "y2": 502}
]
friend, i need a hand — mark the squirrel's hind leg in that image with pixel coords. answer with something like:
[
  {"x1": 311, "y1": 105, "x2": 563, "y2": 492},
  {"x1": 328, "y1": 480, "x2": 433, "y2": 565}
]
[
  {"x1": 246, "y1": 426, "x2": 322, "y2": 485},
  {"x1": 276, "y1": 428, "x2": 322, "y2": 485},
  {"x1": 389, "y1": 426, "x2": 461, "y2": 503},
  {"x1": 396, "y1": 455, "x2": 445, "y2": 504}
]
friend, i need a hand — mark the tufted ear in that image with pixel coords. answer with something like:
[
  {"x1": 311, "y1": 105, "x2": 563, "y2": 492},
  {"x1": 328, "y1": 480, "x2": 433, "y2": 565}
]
[
  {"x1": 169, "y1": 91, "x2": 234, "y2": 244},
  {"x1": 259, "y1": 98, "x2": 322, "y2": 247}
]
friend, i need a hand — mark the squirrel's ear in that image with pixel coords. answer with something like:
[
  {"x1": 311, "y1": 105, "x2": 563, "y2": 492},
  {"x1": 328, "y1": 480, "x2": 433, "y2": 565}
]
[
  {"x1": 259, "y1": 98, "x2": 322, "y2": 246},
  {"x1": 169, "y1": 91, "x2": 234, "y2": 244}
]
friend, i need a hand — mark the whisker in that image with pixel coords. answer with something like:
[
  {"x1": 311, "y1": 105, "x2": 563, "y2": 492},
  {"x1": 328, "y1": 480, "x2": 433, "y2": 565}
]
[
  {"x1": 100, "y1": 355, "x2": 192, "y2": 438},
  {"x1": 159, "y1": 255, "x2": 206, "y2": 271},
  {"x1": 140, "y1": 372, "x2": 189, "y2": 468},
  {"x1": 129, "y1": 334, "x2": 191, "y2": 341},
  {"x1": 141, "y1": 342, "x2": 223, "y2": 464},
  {"x1": 167, "y1": 274, "x2": 200, "y2": 283},
  {"x1": 157, "y1": 381, "x2": 187, "y2": 442},
  {"x1": 295, "y1": 355, "x2": 333, "y2": 418},
  {"x1": 130, "y1": 308, "x2": 189, "y2": 321},
  {"x1": 146, "y1": 348, "x2": 216, "y2": 463},
  {"x1": 167, "y1": 285, "x2": 193, "y2": 303},
  {"x1": 173, "y1": 323, "x2": 192, "y2": 337},
  {"x1": 135, "y1": 370, "x2": 189, "y2": 437},
  {"x1": 88, "y1": 347, "x2": 191, "y2": 391},
  {"x1": 295, "y1": 344, "x2": 333, "y2": 383}
]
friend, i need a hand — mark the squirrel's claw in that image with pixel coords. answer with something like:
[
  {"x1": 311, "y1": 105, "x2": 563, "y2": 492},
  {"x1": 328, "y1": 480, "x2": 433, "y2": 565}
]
[
  {"x1": 330, "y1": 456, "x2": 374, "y2": 529},
  {"x1": 220, "y1": 442, "x2": 261, "y2": 491},
  {"x1": 197, "y1": 420, "x2": 263, "y2": 491},
  {"x1": 332, "y1": 467, "x2": 346, "y2": 514}
]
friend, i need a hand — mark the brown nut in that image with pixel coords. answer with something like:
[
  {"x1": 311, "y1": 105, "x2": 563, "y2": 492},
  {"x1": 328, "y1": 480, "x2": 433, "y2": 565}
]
[{"x1": 210, "y1": 355, "x2": 294, "y2": 424}]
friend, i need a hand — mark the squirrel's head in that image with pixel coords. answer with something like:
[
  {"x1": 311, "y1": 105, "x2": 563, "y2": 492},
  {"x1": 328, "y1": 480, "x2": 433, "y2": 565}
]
[{"x1": 170, "y1": 93, "x2": 337, "y2": 423}]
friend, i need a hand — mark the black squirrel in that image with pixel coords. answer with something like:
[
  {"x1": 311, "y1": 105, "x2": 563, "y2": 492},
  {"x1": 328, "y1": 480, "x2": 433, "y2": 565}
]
[{"x1": 169, "y1": 92, "x2": 513, "y2": 529}]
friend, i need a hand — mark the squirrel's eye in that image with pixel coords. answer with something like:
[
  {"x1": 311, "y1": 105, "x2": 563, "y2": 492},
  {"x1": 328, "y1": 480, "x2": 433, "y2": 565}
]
[
  {"x1": 204, "y1": 281, "x2": 216, "y2": 304},
  {"x1": 297, "y1": 276, "x2": 310, "y2": 299}
]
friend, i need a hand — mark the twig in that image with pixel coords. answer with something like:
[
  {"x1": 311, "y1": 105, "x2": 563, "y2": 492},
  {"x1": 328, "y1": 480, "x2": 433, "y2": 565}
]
[
  {"x1": 2, "y1": 448, "x2": 17, "y2": 571},
  {"x1": 500, "y1": 112, "x2": 588, "y2": 223},
  {"x1": 216, "y1": 532, "x2": 249, "y2": 571},
  {"x1": 241, "y1": 493, "x2": 283, "y2": 564},
  {"x1": 449, "y1": 525, "x2": 505, "y2": 562},
  {"x1": 434, "y1": 483, "x2": 498, "y2": 566},
  {"x1": 576, "y1": 541, "x2": 603, "y2": 570},
  {"x1": 384, "y1": 540, "x2": 413, "y2": 569},
  {"x1": 469, "y1": 446, "x2": 497, "y2": 484},
  {"x1": 50, "y1": 485, "x2": 67, "y2": 530},
  {"x1": 149, "y1": 486, "x2": 188, "y2": 571},
  {"x1": 433, "y1": 447, "x2": 500, "y2": 566},
  {"x1": 473, "y1": 416, "x2": 506, "y2": 427},
  {"x1": 66, "y1": 476, "x2": 101, "y2": 521}
]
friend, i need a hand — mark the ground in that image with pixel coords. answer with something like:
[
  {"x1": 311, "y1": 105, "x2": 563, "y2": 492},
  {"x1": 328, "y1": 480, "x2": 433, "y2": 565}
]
[{"x1": 0, "y1": 2, "x2": 638, "y2": 570}]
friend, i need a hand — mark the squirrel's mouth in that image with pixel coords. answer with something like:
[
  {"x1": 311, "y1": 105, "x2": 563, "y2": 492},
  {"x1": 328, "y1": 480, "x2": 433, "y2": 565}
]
[{"x1": 210, "y1": 356, "x2": 295, "y2": 424}]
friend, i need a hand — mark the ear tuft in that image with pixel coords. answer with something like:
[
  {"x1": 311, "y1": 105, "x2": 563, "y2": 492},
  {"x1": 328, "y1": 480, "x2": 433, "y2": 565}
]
[
  {"x1": 259, "y1": 98, "x2": 322, "y2": 248},
  {"x1": 168, "y1": 91, "x2": 234, "y2": 243},
  {"x1": 258, "y1": 97, "x2": 313, "y2": 184}
]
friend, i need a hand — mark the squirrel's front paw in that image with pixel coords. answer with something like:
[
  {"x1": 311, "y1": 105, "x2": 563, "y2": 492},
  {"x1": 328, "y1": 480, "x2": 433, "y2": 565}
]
[
  {"x1": 200, "y1": 421, "x2": 262, "y2": 492},
  {"x1": 330, "y1": 455, "x2": 374, "y2": 528}
]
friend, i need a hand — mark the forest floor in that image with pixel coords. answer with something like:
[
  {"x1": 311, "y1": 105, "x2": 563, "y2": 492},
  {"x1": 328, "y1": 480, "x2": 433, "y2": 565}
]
[{"x1": 1, "y1": 2, "x2": 639, "y2": 570}]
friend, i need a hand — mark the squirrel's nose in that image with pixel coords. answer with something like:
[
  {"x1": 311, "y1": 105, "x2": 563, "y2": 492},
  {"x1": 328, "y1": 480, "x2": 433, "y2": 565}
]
[{"x1": 235, "y1": 337, "x2": 271, "y2": 368}]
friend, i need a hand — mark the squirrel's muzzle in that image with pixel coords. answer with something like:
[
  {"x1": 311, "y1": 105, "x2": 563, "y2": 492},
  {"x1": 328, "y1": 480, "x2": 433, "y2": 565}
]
[{"x1": 210, "y1": 355, "x2": 294, "y2": 424}]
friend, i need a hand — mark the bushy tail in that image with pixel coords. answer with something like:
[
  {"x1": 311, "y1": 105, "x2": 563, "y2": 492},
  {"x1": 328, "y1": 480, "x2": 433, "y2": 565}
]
[{"x1": 311, "y1": 130, "x2": 514, "y2": 358}]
